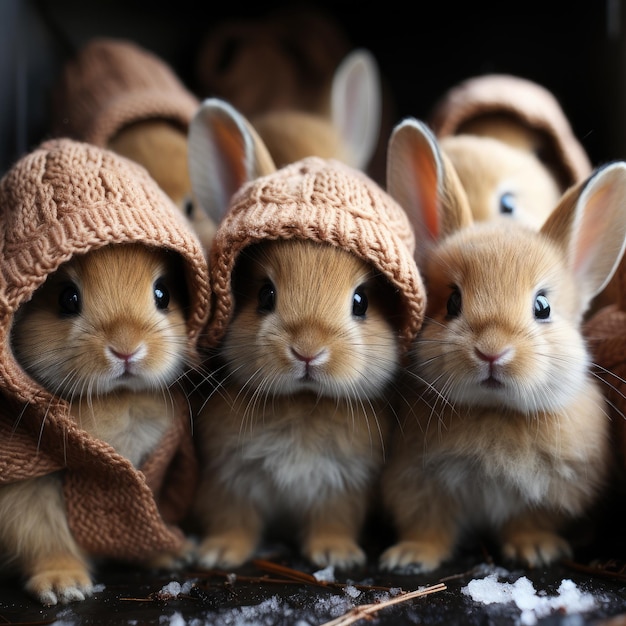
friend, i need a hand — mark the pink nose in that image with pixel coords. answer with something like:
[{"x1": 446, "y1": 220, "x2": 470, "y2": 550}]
[
  {"x1": 474, "y1": 347, "x2": 509, "y2": 364},
  {"x1": 291, "y1": 348, "x2": 320, "y2": 365},
  {"x1": 110, "y1": 349, "x2": 136, "y2": 364}
]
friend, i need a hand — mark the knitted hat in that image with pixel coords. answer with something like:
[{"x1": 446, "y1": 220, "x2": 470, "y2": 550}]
[
  {"x1": 0, "y1": 139, "x2": 210, "y2": 561},
  {"x1": 429, "y1": 74, "x2": 592, "y2": 190},
  {"x1": 51, "y1": 37, "x2": 200, "y2": 147},
  {"x1": 204, "y1": 156, "x2": 425, "y2": 353}
]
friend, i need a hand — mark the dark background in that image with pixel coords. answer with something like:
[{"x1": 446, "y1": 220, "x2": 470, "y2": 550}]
[
  {"x1": 1, "y1": 0, "x2": 624, "y2": 178},
  {"x1": 2, "y1": 3, "x2": 626, "y2": 623}
]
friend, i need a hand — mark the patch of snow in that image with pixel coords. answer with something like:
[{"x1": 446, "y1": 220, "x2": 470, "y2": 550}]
[{"x1": 462, "y1": 571, "x2": 598, "y2": 625}]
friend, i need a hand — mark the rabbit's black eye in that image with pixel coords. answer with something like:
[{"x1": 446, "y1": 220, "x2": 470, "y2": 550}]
[
  {"x1": 59, "y1": 283, "x2": 81, "y2": 316},
  {"x1": 183, "y1": 197, "x2": 195, "y2": 218},
  {"x1": 258, "y1": 281, "x2": 276, "y2": 313},
  {"x1": 352, "y1": 287, "x2": 368, "y2": 317},
  {"x1": 446, "y1": 286, "x2": 462, "y2": 318},
  {"x1": 154, "y1": 279, "x2": 170, "y2": 310},
  {"x1": 534, "y1": 292, "x2": 551, "y2": 320},
  {"x1": 499, "y1": 191, "x2": 516, "y2": 215}
]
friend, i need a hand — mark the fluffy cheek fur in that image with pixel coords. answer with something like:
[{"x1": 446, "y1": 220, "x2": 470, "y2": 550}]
[
  {"x1": 13, "y1": 306, "x2": 189, "y2": 397},
  {"x1": 221, "y1": 301, "x2": 399, "y2": 400},
  {"x1": 10, "y1": 245, "x2": 192, "y2": 398},
  {"x1": 415, "y1": 315, "x2": 590, "y2": 414},
  {"x1": 413, "y1": 233, "x2": 590, "y2": 415}
]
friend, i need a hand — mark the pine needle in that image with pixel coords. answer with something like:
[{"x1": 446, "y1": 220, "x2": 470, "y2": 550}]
[{"x1": 317, "y1": 582, "x2": 447, "y2": 626}]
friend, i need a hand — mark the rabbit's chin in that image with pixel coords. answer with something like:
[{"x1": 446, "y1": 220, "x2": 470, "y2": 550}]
[
  {"x1": 43, "y1": 363, "x2": 184, "y2": 400},
  {"x1": 437, "y1": 371, "x2": 589, "y2": 415},
  {"x1": 248, "y1": 377, "x2": 387, "y2": 402},
  {"x1": 228, "y1": 363, "x2": 395, "y2": 401}
]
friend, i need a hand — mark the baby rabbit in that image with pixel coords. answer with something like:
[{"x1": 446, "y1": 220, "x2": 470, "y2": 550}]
[
  {"x1": 379, "y1": 118, "x2": 626, "y2": 573},
  {"x1": 429, "y1": 74, "x2": 592, "y2": 229},
  {"x1": 51, "y1": 38, "x2": 217, "y2": 251},
  {"x1": 192, "y1": 238, "x2": 405, "y2": 569},
  {"x1": 439, "y1": 134, "x2": 561, "y2": 228},
  {"x1": 186, "y1": 99, "x2": 424, "y2": 569},
  {"x1": 251, "y1": 48, "x2": 382, "y2": 175},
  {"x1": 5, "y1": 243, "x2": 195, "y2": 604}
]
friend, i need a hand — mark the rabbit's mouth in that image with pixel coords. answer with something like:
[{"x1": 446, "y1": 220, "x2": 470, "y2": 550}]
[{"x1": 480, "y1": 375, "x2": 504, "y2": 390}]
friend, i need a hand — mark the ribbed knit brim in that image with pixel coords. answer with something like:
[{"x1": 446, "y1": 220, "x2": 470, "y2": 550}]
[
  {"x1": 0, "y1": 138, "x2": 210, "y2": 353},
  {"x1": 51, "y1": 38, "x2": 199, "y2": 146},
  {"x1": 429, "y1": 74, "x2": 592, "y2": 189},
  {"x1": 204, "y1": 156, "x2": 425, "y2": 352},
  {"x1": 0, "y1": 138, "x2": 210, "y2": 560}
]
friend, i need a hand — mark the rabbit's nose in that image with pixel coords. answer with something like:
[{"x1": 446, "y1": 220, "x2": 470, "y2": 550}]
[
  {"x1": 474, "y1": 346, "x2": 511, "y2": 365},
  {"x1": 109, "y1": 345, "x2": 146, "y2": 365},
  {"x1": 110, "y1": 349, "x2": 135, "y2": 363},
  {"x1": 291, "y1": 347, "x2": 327, "y2": 366}
]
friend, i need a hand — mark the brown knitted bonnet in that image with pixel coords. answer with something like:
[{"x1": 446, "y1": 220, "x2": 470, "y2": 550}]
[
  {"x1": 51, "y1": 37, "x2": 200, "y2": 146},
  {"x1": 204, "y1": 156, "x2": 425, "y2": 353},
  {"x1": 429, "y1": 73, "x2": 592, "y2": 190},
  {"x1": 0, "y1": 138, "x2": 210, "y2": 561}
]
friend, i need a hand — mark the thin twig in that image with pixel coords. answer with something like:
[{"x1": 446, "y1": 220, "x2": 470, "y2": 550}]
[
  {"x1": 317, "y1": 583, "x2": 447, "y2": 626},
  {"x1": 251, "y1": 559, "x2": 394, "y2": 592},
  {"x1": 563, "y1": 558, "x2": 626, "y2": 583}
]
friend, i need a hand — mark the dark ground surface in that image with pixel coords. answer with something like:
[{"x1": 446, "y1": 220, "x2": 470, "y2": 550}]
[{"x1": 2, "y1": 506, "x2": 626, "y2": 626}]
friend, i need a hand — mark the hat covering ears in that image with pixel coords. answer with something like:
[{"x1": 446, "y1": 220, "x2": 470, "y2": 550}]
[
  {"x1": 203, "y1": 156, "x2": 425, "y2": 353},
  {"x1": 51, "y1": 37, "x2": 200, "y2": 146},
  {"x1": 429, "y1": 73, "x2": 592, "y2": 190},
  {"x1": 0, "y1": 138, "x2": 210, "y2": 560}
]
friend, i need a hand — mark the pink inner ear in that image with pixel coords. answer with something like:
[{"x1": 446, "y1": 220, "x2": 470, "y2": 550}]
[
  {"x1": 574, "y1": 187, "x2": 611, "y2": 273},
  {"x1": 214, "y1": 118, "x2": 248, "y2": 194},
  {"x1": 572, "y1": 181, "x2": 626, "y2": 300},
  {"x1": 411, "y1": 147, "x2": 439, "y2": 242}
]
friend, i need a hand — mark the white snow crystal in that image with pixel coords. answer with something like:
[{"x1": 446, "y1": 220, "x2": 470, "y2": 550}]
[
  {"x1": 313, "y1": 565, "x2": 335, "y2": 582},
  {"x1": 343, "y1": 584, "x2": 361, "y2": 599},
  {"x1": 162, "y1": 581, "x2": 183, "y2": 597}
]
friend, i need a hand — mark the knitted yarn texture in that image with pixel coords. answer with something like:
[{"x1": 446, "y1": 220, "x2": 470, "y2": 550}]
[
  {"x1": 204, "y1": 156, "x2": 425, "y2": 352},
  {"x1": 0, "y1": 138, "x2": 210, "y2": 560},
  {"x1": 51, "y1": 37, "x2": 199, "y2": 146}
]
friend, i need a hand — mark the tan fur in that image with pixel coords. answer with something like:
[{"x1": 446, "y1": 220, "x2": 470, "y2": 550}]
[
  {"x1": 441, "y1": 135, "x2": 561, "y2": 227},
  {"x1": 435, "y1": 104, "x2": 570, "y2": 229},
  {"x1": 381, "y1": 119, "x2": 626, "y2": 573},
  {"x1": 5, "y1": 244, "x2": 195, "y2": 605},
  {"x1": 192, "y1": 239, "x2": 404, "y2": 569},
  {"x1": 243, "y1": 48, "x2": 383, "y2": 175},
  {"x1": 253, "y1": 111, "x2": 350, "y2": 168},
  {"x1": 109, "y1": 121, "x2": 217, "y2": 251}
]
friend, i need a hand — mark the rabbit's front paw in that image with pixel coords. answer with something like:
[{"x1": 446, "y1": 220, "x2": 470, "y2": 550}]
[
  {"x1": 26, "y1": 554, "x2": 93, "y2": 606},
  {"x1": 501, "y1": 530, "x2": 572, "y2": 567},
  {"x1": 379, "y1": 540, "x2": 450, "y2": 574},
  {"x1": 304, "y1": 534, "x2": 366, "y2": 569},
  {"x1": 196, "y1": 531, "x2": 257, "y2": 570}
]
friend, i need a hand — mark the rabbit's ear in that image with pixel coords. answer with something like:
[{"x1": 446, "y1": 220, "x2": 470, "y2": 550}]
[
  {"x1": 330, "y1": 49, "x2": 382, "y2": 171},
  {"x1": 386, "y1": 117, "x2": 472, "y2": 265},
  {"x1": 542, "y1": 161, "x2": 626, "y2": 307},
  {"x1": 188, "y1": 98, "x2": 276, "y2": 226}
]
